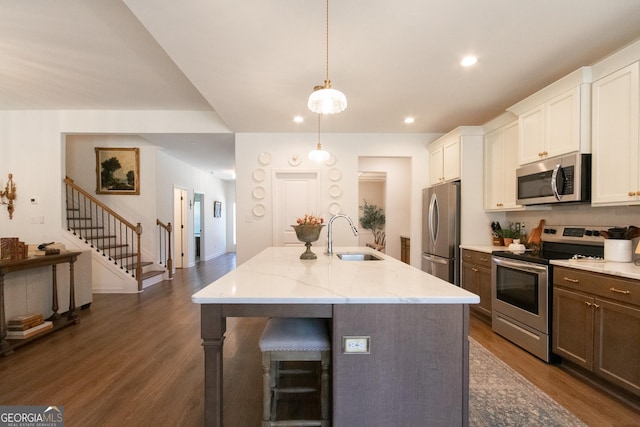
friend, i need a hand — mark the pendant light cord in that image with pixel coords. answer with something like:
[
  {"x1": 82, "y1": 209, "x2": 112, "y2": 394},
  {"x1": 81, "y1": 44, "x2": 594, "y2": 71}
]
[{"x1": 325, "y1": 0, "x2": 329, "y2": 85}]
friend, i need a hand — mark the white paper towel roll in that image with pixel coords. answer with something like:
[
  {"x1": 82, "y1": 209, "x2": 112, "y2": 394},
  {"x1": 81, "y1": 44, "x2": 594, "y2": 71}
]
[{"x1": 604, "y1": 239, "x2": 632, "y2": 262}]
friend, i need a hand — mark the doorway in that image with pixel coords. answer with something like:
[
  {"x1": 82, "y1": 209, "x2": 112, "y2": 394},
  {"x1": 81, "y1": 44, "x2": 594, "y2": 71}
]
[
  {"x1": 194, "y1": 193, "x2": 204, "y2": 262},
  {"x1": 358, "y1": 157, "x2": 411, "y2": 261}
]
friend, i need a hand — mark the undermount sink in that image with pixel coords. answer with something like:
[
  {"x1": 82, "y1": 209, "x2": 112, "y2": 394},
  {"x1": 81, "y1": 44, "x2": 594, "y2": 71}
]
[{"x1": 336, "y1": 252, "x2": 383, "y2": 261}]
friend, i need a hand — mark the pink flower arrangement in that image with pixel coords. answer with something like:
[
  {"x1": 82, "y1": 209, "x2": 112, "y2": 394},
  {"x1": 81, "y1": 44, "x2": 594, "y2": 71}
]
[{"x1": 296, "y1": 213, "x2": 324, "y2": 226}]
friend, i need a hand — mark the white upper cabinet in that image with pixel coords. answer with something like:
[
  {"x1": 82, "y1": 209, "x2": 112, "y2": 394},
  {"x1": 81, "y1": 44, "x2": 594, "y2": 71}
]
[
  {"x1": 484, "y1": 120, "x2": 522, "y2": 211},
  {"x1": 591, "y1": 61, "x2": 640, "y2": 206},
  {"x1": 427, "y1": 127, "x2": 484, "y2": 187},
  {"x1": 508, "y1": 68, "x2": 592, "y2": 165},
  {"x1": 428, "y1": 133, "x2": 460, "y2": 185}
]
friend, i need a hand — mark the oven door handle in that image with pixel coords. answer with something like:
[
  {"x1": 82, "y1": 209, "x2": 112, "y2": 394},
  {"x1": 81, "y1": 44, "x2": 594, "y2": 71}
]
[{"x1": 492, "y1": 257, "x2": 548, "y2": 274}]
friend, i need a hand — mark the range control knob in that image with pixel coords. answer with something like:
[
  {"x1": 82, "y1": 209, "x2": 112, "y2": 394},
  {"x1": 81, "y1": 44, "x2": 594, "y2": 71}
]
[
  {"x1": 548, "y1": 228, "x2": 557, "y2": 234},
  {"x1": 585, "y1": 230, "x2": 593, "y2": 236},
  {"x1": 593, "y1": 230, "x2": 600, "y2": 237}
]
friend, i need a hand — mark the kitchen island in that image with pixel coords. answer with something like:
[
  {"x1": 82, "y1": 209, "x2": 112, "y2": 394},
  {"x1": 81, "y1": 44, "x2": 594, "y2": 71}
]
[{"x1": 192, "y1": 247, "x2": 479, "y2": 427}]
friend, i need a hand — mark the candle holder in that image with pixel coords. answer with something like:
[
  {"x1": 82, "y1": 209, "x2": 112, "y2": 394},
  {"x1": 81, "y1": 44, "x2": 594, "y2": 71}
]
[{"x1": 292, "y1": 225, "x2": 325, "y2": 259}]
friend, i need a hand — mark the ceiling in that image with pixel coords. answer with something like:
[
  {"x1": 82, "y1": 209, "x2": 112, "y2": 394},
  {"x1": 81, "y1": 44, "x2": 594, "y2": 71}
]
[{"x1": 2, "y1": 0, "x2": 640, "y2": 180}]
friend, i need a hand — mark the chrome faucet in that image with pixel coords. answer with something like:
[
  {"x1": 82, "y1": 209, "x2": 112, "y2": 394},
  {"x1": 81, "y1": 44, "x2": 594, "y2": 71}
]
[{"x1": 326, "y1": 214, "x2": 358, "y2": 255}]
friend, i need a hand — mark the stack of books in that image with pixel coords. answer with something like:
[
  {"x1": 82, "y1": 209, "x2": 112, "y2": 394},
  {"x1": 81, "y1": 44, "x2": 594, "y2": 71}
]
[{"x1": 6, "y1": 314, "x2": 53, "y2": 339}]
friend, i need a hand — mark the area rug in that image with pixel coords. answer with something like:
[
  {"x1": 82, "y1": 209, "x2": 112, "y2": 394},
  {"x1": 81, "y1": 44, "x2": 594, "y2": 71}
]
[{"x1": 469, "y1": 338, "x2": 586, "y2": 426}]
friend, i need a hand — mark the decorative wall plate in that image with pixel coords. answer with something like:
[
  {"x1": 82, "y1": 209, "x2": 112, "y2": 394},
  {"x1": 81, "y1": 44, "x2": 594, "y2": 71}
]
[
  {"x1": 329, "y1": 202, "x2": 341, "y2": 215},
  {"x1": 253, "y1": 204, "x2": 266, "y2": 217},
  {"x1": 328, "y1": 168, "x2": 341, "y2": 181},
  {"x1": 329, "y1": 184, "x2": 342, "y2": 198},
  {"x1": 252, "y1": 168, "x2": 265, "y2": 182},
  {"x1": 288, "y1": 154, "x2": 302, "y2": 166},
  {"x1": 324, "y1": 153, "x2": 337, "y2": 166},
  {"x1": 252, "y1": 186, "x2": 265, "y2": 200},
  {"x1": 258, "y1": 152, "x2": 271, "y2": 165}
]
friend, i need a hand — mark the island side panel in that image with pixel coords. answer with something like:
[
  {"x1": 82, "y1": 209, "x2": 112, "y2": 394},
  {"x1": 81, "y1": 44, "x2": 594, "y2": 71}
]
[{"x1": 332, "y1": 304, "x2": 468, "y2": 427}]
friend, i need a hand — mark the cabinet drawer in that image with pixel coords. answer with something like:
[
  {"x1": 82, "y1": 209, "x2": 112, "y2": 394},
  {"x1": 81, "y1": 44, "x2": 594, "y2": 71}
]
[
  {"x1": 461, "y1": 249, "x2": 492, "y2": 268},
  {"x1": 554, "y1": 266, "x2": 640, "y2": 306}
]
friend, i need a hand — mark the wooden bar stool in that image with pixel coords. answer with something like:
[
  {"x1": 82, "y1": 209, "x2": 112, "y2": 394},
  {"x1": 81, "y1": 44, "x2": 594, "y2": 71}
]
[{"x1": 259, "y1": 317, "x2": 331, "y2": 427}]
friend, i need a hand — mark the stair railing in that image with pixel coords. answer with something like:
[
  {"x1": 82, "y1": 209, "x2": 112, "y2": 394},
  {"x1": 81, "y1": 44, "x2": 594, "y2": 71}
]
[
  {"x1": 156, "y1": 219, "x2": 173, "y2": 279},
  {"x1": 64, "y1": 177, "x2": 144, "y2": 291}
]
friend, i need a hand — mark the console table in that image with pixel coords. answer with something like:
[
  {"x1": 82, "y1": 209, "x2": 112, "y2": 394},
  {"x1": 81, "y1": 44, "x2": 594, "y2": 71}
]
[{"x1": 0, "y1": 251, "x2": 82, "y2": 356}]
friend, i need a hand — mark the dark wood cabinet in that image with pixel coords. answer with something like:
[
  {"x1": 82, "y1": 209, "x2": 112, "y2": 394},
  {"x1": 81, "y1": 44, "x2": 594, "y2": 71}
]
[
  {"x1": 553, "y1": 266, "x2": 640, "y2": 397},
  {"x1": 461, "y1": 249, "x2": 492, "y2": 322},
  {"x1": 400, "y1": 236, "x2": 410, "y2": 264}
]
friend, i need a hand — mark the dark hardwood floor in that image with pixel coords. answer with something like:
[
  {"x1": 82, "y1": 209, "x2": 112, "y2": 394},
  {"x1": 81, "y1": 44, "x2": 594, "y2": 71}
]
[{"x1": 0, "y1": 253, "x2": 638, "y2": 426}]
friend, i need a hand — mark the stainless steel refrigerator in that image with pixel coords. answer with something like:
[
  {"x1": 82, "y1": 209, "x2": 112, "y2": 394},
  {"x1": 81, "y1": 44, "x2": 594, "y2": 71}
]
[{"x1": 421, "y1": 181, "x2": 460, "y2": 285}]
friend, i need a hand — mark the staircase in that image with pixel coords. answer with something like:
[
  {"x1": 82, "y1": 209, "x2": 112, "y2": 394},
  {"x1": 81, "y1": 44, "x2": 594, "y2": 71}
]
[{"x1": 64, "y1": 177, "x2": 168, "y2": 292}]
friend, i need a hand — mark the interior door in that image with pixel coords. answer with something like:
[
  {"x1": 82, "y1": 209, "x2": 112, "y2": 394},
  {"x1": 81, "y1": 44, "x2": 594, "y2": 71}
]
[{"x1": 273, "y1": 172, "x2": 319, "y2": 246}]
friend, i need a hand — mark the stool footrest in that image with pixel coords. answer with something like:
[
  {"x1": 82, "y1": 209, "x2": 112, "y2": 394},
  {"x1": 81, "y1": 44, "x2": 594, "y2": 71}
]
[{"x1": 274, "y1": 386, "x2": 317, "y2": 394}]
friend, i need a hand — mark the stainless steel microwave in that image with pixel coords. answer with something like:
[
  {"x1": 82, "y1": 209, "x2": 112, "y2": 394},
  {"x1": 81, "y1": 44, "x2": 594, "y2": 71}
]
[{"x1": 516, "y1": 153, "x2": 591, "y2": 205}]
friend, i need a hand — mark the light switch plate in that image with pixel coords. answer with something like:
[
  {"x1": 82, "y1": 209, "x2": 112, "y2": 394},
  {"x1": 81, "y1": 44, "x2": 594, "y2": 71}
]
[{"x1": 342, "y1": 336, "x2": 370, "y2": 354}]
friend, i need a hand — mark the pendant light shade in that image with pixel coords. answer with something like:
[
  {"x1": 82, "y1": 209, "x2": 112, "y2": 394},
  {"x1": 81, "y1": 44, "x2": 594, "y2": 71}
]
[
  {"x1": 308, "y1": 81, "x2": 347, "y2": 115},
  {"x1": 308, "y1": 0, "x2": 346, "y2": 115},
  {"x1": 308, "y1": 143, "x2": 331, "y2": 162}
]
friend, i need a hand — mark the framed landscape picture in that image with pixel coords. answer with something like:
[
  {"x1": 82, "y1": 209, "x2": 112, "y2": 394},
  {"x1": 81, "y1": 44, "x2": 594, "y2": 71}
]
[{"x1": 95, "y1": 147, "x2": 140, "y2": 195}]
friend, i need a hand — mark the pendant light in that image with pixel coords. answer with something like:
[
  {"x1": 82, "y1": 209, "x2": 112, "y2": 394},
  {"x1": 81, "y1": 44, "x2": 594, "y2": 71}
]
[
  {"x1": 308, "y1": 114, "x2": 331, "y2": 162},
  {"x1": 307, "y1": 0, "x2": 347, "y2": 115}
]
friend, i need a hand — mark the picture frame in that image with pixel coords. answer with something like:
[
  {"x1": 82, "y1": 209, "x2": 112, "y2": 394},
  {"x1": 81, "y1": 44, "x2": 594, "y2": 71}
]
[
  {"x1": 214, "y1": 201, "x2": 222, "y2": 218},
  {"x1": 95, "y1": 147, "x2": 140, "y2": 195}
]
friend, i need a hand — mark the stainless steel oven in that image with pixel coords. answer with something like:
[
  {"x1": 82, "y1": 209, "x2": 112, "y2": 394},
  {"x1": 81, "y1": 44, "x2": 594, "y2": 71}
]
[
  {"x1": 491, "y1": 256, "x2": 551, "y2": 361},
  {"x1": 491, "y1": 224, "x2": 607, "y2": 363}
]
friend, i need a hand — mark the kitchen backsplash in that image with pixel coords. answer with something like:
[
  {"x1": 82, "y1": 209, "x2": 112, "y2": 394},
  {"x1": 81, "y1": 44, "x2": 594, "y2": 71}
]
[{"x1": 506, "y1": 203, "x2": 640, "y2": 230}]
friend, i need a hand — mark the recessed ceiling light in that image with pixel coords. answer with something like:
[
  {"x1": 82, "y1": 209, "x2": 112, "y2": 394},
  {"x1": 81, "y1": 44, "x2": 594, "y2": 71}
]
[
  {"x1": 404, "y1": 117, "x2": 415, "y2": 124},
  {"x1": 293, "y1": 116, "x2": 304, "y2": 123},
  {"x1": 461, "y1": 56, "x2": 478, "y2": 67}
]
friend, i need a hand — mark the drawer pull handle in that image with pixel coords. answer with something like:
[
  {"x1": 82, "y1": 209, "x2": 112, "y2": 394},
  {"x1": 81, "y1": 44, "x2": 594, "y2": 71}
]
[
  {"x1": 563, "y1": 277, "x2": 579, "y2": 283},
  {"x1": 593, "y1": 303, "x2": 600, "y2": 309},
  {"x1": 480, "y1": 257, "x2": 488, "y2": 262},
  {"x1": 585, "y1": 302, "x2": 592, "y2": 306},
  {"x1": 609, "y1": 287, "x2": 630, "y2": 295},
  {"x1": 472, "y1": 267, "x2": 479, "y2": 272},
  {"x1": 629, "y1": 191, "x2": 637, "y2": 197}
]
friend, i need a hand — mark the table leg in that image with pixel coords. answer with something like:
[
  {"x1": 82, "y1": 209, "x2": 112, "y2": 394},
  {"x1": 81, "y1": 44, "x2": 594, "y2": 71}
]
[
  {"x1": 0, "y1": 273, "x2": 14, "y2": 356},
  {"x1": 201, "y1": 304, "x2": 226, "y2": 427},
  {"x1": 67, "y1": 257, "x2": 78, "y2": 323},
  {"x1": 50, "y1": 265, "x2": 60, "y2": 321}
]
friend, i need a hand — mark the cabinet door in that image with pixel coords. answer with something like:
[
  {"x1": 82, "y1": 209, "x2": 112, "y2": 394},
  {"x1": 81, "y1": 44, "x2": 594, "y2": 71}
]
[
  {"x1": 553, "y1": 287, "x2": 594, "y2": 370},
  {"x1": 592, "y1": 62, "x2": 640, "y2": 205},
  {"x1": 519, "y1": 106, "x2": 545, "y2": 164},
  {"x1": 547, "y1": 87, "x2": 580, "y2": 158},
  {"x1": 594, "y1": 298, "x2": 640, "y2": 395},
  {"x1": 429, "y1": 143, "x2": 443, "y2": 185},
  {"x1": 483, "y1": 128, "x2": 503, "y2": 209},
  {"x1": 442, "y1": 136, "x2": 460, "y2": 182}
]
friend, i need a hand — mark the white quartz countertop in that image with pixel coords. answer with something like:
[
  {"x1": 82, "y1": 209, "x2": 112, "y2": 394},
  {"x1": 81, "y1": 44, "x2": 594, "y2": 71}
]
[
  {"x1": 551, "y1": 259, "x2": 640, "y2": 281},
  {"x1": 459, "y1": 244, "x2": 507, "y2": 253},
  {"x1": 192, "y1": 247, "x2": 479, "y2": 305}
]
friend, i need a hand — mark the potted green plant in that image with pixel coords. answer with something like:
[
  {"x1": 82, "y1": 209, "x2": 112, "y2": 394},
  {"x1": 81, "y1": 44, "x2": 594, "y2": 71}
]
[
  {"x1": 359, "y1": 201, "x2": 385, "y2": 249},
  {"x1": 498, "y1": 223, "x2": 520, "y2": 246}
]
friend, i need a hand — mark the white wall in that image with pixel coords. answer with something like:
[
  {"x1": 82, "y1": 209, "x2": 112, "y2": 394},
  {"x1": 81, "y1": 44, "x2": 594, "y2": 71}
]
[
  {"x1": 0, "y1": 110, "x2": 231, "y2": 294},
  {"x1": 235, "y1": 132, "x2": 439, "y2": 266}
]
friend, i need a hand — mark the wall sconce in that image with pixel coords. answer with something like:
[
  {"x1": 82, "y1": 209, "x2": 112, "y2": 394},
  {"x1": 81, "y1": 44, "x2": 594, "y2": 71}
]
[{"x1": 0, "y1": 173, "x2": 16, "y2": 220}]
